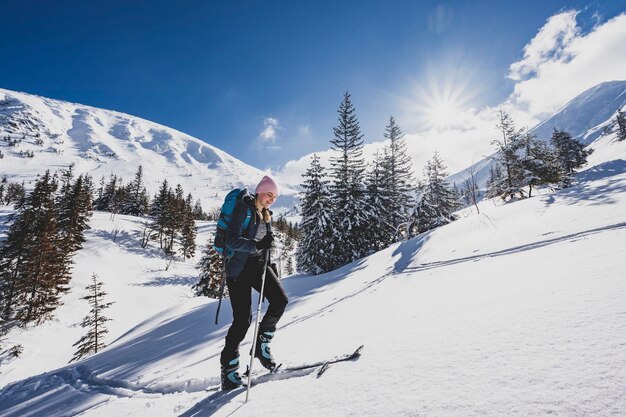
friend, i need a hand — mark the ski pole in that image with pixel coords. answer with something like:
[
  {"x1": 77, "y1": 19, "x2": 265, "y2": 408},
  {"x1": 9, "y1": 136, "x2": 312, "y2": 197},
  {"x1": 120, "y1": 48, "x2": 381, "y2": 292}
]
[
  {"x1": 245, "y1": 246, "x2": 270, "y2": 403},
  {"x1": 214, "y1": 253, "x2": 227, "y2": 325}
]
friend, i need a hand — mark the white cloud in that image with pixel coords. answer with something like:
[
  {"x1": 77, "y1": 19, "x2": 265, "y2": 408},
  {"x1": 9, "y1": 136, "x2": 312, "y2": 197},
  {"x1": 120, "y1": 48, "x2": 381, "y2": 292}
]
[
  {"x1": 259, "y1": 117, "x2": 280, "y2": 142},
  {"x1": 508, "y1": 10, "x2": 579, "y2": 82},
  {"x1": 506, "y1": 12, "x2": 626, "y2": 125}
]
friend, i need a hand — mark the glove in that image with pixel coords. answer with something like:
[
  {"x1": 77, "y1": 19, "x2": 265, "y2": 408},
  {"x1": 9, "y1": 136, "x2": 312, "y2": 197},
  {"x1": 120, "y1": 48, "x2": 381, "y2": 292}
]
[{"x1": 255, "y1": 233, "x2": 274, "y2": 250}]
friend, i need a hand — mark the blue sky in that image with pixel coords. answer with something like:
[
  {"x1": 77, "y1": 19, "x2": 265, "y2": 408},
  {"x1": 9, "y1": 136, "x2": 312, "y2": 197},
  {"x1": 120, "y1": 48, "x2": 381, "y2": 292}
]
[{"x1": 1, "y1": 1, "x2": 624, "y2": 170}]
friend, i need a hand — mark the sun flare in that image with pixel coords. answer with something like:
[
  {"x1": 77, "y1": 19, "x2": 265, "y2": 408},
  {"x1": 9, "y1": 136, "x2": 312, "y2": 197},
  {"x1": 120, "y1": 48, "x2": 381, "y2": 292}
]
[
  {"x1": 402, "y1": 70, "x2": 478, "y2": 131},
  {"x1": 426, "y1": 99, "x2": 464, "y2": 129}
]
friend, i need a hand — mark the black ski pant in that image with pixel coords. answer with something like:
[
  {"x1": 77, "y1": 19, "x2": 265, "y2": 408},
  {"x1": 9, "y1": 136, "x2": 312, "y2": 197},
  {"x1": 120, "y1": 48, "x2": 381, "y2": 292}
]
[{"x1": 221, "y1": 254, "x2": 288, "y2": 365}]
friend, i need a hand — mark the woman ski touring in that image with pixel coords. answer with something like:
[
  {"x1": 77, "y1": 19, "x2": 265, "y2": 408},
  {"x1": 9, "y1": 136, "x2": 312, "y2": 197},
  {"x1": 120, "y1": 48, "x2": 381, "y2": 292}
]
[{"x1": 220, "y1": 175, "x2": 289, "y2": 391}]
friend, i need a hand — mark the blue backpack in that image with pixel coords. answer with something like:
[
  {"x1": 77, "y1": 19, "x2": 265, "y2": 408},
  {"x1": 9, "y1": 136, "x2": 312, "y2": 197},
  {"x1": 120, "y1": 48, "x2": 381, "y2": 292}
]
[{"x1": 213, "y1": 189, "x2": 252, "y2": 255}]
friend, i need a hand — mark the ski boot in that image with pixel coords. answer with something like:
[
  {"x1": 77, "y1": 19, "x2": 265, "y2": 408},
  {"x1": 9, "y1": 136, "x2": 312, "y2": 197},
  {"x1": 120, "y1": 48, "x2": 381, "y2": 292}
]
[
  {"x1": 254, "y1": 330, "x2": 277, "y2": 371},
  {"x1": 220, "y1": 356, "x2": 244, "y2": 390}
]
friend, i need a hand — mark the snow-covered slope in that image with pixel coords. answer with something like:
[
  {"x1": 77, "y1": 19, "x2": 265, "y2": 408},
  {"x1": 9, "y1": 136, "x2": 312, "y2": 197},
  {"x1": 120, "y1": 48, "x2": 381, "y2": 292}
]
[
  {"x1": 447, "y1": 80, "x2": 626, "y2": 190},
  {"x1": 0, "y1": 88, "x2": 297, "y2": 211},
  {"x1": 531, "y1": 80, "x2": 626, "y2": 145},
  {"x1": 1, "y1": 123, "x2": 626, "y2": 415}
]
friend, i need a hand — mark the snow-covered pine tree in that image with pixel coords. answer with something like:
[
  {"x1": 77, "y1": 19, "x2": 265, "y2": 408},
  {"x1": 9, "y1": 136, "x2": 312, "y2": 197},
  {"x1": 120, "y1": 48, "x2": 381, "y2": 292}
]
[
  {"x1": 95, "y1": 176, "x2": 105, "y2": 207},
  {"x1": 381, "y1": 116, "x2": 414, "y2": 240},
  {"x1": 193, "y1": 199, "x2": 205, "y2": 220},
  {"x1": 149, "y1": 179, "x2": 171, "y2": 249},
  {"x1": 409, "y1": 152, "x2": 458, "y2": 235},
  {"x1": 179, "y1": 193, "x2": 197, "y2": 259},
  {"x1": 194, "y1": 241, "x2": 225, "y2": 298},
  {"x1": 124, "y1": 165, "x2": 150, "y2": 217},
  {"x1": 109, "y1": 184, "x2": 128, "y2": 219},
  {"x1": 490, "y1": 110, "x2": 526, "y2": 200},
  {"x1": 297, "y1": 154, "x2": 334, "y2": 275},
  {"x1": 0, "y1": 171, "x2": 71, "y2": 326},
  {"x1": 70, "y1": 273, "x2": 114, "y2": 362},
  {"x1": 93, "y1": 174, "x2": 118, "y2": 211},
  {"x1": 57, "y1": 174, "x2": 93, "y2": 255},
  {"x1": 276, "y1": 232, "x2": 295, "y2": 277},
  {"x1": 485, "y1": 162, "x2": 506, "y2": 200},
  {"x1": 550, "y1": 128, "x2": 593, "y2": 186},
  {"x1": 57, "y1": 163, "x2": 75, "y2": 200},
  {"x1": 163, "y1": 184, "x2": 185, "y2": 253},
  {"x1": 519, "y1": 132, "x2": 562, "y2": 197},
  {"x1": 328, "y1": 92, "x2": 371, "y2": 267},
  {"x1": 365, "y1": 152, "x2": 395, "y2": 252},
  {"x1": 614, "y1": 107, "x2": 626, "y2": 142},
  {"x1": 282, "y1": 234, "x2": 295, "y2": 276},
  {"x1": 3, "y1": 181, "x2": 25, "y2": 207}
]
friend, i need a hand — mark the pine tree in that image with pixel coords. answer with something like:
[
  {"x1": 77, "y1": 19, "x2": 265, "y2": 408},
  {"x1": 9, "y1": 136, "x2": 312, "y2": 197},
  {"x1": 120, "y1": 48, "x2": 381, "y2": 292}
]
[
  {"x1": 490, "y1": 110, "x2": 526, "y2": 200},
  {"x1": 0, "y1": 213, "x2": 29, "y2": 326},
  {"x1": 149, "y1": 179, "x2": 171, "y2": 249},
  {"x1": 57, "y1": 164, "x2": 75, "y2": 200},
  {"x1": 95, "y1": 176, "x2": 106, "y2": 207},
  {"x1": 180, "y1": 193, "x2": 197, "y2": 259},
  {"x1": 57, "y1": 174, "x2": 93, "y2": 255},
  {"x1": 297, "y1": 154, "x2": 334, "y2": 275},
  {"x1": 109, "y1": 185, "x2": 128, "y2": 219},
  {"x1": 520, "y1": 132, "x2": 561, "y2": 197},
  {"x1": 164, "y1": 184, "x2": 185, "y2": 254},
  {"x1": 93, "y1": 174, "x2": 118, "y2": 212},
  {"x1": 124, "y1": 166, "x2": 149, "y2": 217},
  {"x1": 0, "y1": 171, "x2": 70, "y2": 326},
  {"x1": 380, "y1": 116, "x2": 414, "y2": 239},
  {"x1": 281, "y1": 234, "x2": 295, "y2": 276},
  {"x1": 615, "y1": 107, "x2": 626, "y2": 142},
  {"x1": 409, "y1": 153, "x2": 458, "y2": 235},
  {"x1": 70, "y1": 273, "x2": 114, "y2": 362},
  {"x1": 328, "y1": 92, "x2": 371, "y2": 267},
  {"x1": 485, "y1": 163, "x2": 506, "y2": 200},
  {"x1": 3, "y1": 182, "x2": 25, "y2": 207},
  {"x1": 193, "y1": 199, "x2": 205, "y2": 220},
  {"x1": 194, "y1": 241, "x2": 225, "y2": 298},
  {"x1": 365, "y1": 152, "x2": 395, "y2": 252},
  {"x1": 550, "y1": 128, "x2": 593, "y2": 186}
]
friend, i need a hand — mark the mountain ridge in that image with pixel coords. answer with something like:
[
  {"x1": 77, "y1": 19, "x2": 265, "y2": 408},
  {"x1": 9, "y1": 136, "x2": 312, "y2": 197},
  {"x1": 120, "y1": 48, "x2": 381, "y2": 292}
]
[
  {"x1": 0, "y1": 87, "x2": 297, "y2": 211},
  {"x1": 447, "y1": 79, "x2": 626, "y2": 190}
]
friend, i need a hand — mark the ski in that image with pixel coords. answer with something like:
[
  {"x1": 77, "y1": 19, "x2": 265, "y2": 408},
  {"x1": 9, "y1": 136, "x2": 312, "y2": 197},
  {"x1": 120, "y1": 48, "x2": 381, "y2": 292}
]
[
  {"x1": 206, "y1": 345, "x2": 363, "y2": 392},
  {"x1": 279, "y1": 345, "x2": 364, "y2": 377}
]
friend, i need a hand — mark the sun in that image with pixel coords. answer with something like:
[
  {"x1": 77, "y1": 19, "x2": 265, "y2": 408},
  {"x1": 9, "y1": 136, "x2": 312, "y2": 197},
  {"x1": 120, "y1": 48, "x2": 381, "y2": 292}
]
[
  {"x1": 426, "y1": 98, "x2": 464, "y2": 129},
  {"x1": 400, "y1": 69, "x2": 477, "y2": 131}
]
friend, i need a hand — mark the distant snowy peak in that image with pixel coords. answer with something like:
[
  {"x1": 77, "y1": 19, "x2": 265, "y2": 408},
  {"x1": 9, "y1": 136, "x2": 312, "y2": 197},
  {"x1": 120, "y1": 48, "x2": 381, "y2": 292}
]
[
  {"x1": 531, "y1": 80, "x2": 626, "y2": 144},
  {"x1": 447, "y1": 80, "x2": 626, "y2": 189},
  {"x1": 0, "y1": 88, "x2": 296, "y2": 210}
]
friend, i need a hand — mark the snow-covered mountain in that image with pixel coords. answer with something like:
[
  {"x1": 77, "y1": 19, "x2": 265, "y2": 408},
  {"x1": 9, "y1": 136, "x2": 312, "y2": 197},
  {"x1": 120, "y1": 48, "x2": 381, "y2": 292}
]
[
  {"x1": 0, "y1": 88, "x2": 297, "y2": 211},
  {"x1": 447, "y1": 80, "x2": 626, "y2": 189},
  {"x1": 1, "y1": 103, "x2": 626, "y2": 416},
  {"x1": 531, "y1": 80, "x2": 626, "y2": 145}
]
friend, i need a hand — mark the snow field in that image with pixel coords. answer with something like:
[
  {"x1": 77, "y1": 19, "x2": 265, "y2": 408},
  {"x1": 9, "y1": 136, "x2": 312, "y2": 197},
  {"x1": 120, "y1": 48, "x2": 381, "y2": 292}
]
[{"x1": 1, "y1": 158, "x2": 626, "y2": 415}]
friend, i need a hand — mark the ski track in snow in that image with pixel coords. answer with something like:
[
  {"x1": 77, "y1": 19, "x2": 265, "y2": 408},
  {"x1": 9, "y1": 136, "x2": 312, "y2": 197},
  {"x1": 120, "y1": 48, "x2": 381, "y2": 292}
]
[
  {"x1": 2, "y1": 221, "x2": 625, "y2": 416},
  {"x1": 399, "y1": 220, "x2": 626, "y2": 274}
]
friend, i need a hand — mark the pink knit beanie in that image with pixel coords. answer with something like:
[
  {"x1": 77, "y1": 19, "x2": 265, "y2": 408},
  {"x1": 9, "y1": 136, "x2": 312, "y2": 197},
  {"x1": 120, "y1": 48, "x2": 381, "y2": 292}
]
[{"x1": 255, "y1": 175, "x2": 279, "y2": 195}]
